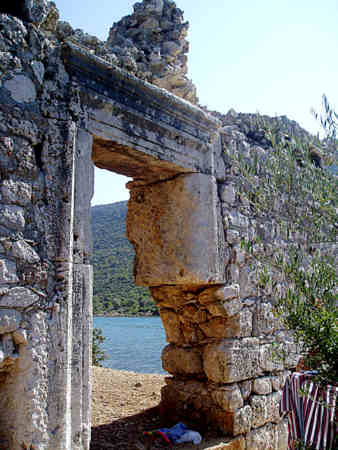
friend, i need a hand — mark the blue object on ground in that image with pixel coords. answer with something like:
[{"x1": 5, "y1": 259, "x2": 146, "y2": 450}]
[{"x1": 158, "y1": 422, "x2": 189, "y2": 443}]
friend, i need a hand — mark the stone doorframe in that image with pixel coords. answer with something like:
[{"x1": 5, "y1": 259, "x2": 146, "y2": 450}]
[{"x1": 63, "y1": 42, "x2": 226, "y2": 449}]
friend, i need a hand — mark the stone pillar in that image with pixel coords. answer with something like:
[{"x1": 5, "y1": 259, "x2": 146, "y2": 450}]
[
  {"x1": 72, "y1": 129, "x2": 95, "y2": 450},
  {"x1": 0, "y1": 118, "x2": 77, "y2": 449}
]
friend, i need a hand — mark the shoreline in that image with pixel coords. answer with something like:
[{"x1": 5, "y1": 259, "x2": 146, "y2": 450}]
[{"x1": 94, "y1": 313, "x2": 160, "y2": 318}]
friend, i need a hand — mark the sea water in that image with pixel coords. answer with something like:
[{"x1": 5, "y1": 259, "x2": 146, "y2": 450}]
[{"x1": 93, "y1": 316, "x2": 167, "y2": 374}]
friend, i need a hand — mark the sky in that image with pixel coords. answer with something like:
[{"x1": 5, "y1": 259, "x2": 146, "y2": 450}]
[{"x1": 55, "y1": 0, "x2": 338, "y2": 205}]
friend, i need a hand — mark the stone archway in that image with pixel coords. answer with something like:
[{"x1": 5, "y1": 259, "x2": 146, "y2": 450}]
[{"x1": 0, "y1": 33, "x2": 294, "y2": 449}]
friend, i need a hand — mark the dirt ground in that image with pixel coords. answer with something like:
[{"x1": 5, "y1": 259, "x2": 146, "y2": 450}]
[
  {"x1": 91, "y1": 366, "x2": 167, "y2": 450},
  {"x1": 90, "y1": 367, "x2": 236, "y2": 450}
]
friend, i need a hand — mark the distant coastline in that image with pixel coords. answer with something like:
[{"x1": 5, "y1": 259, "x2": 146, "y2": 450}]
[{"x1": 94, "y1": 312, "x2": 158, "y2": 318}]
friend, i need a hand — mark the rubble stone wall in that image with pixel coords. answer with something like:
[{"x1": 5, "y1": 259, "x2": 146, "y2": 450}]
[{"x1": 0, "y1": 1, "x2": 305, "y2": 449}]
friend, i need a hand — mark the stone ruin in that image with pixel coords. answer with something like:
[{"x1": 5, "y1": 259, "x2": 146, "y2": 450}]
[{"x1": 0, "y1": 0, "x2": 310, "y2": 448}]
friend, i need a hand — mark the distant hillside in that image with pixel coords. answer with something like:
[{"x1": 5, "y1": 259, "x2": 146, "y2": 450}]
[{"x1": 91, "y1": 202, "x2": 157, "y2": 316}]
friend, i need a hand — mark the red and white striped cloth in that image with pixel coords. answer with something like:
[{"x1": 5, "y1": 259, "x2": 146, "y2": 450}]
[{"x1": 280, "y1": 371, "x2": 338, "y2": 449}]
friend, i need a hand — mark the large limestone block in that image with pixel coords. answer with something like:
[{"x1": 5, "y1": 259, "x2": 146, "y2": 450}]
[
  {"x1": 250, "y1": 392, "x2": 281, "y2": 428},
  {"x1": 211, "y1": 384, "x2": 244, "y2": 412},
  {"x1": 0, "y1": 205, "x2": 25, "y2": 231},
  {"x1": 160, "y1": 309, "x2": 183, "y2": 344},
  {"x1": 0, "y1": 309, "x2": 21, "y2": 334},
  {"x1": 162, "y1": 344, "x2": 203, "y2": 376},
  {"x1": 246, "y1": 423, "x2": 277, "y2": 450},
  {"x1": 0, "y1": 258, "x2": 18, "y2": 284},
  {"x1": 127, "y1": 173, "x2": 225, "y2": 286},
  {"x1": 214, "y1": 405, "x2": 252, "y2": 436},
  {"x1": 253, "y1": 302, "x2": 278, "y2": 336},
  {"x1": 0, "y1": 287, "x2": 39, "y2": 308},
  {"x1": 203, "y1": 338, "x2": 262, "y2": 383}
]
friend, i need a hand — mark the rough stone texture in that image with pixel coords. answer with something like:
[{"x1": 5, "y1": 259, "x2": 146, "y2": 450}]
[
  {"x1": 211, "y1": 384, "x2": 244, "y2": 412},
  {"x1": 253, "y1": 377, "x2": 272, "y2": 395},
  {"x1": 106, "y1": 0, "x2": 198, "y2": 103},
  {"x1": 4, "y1": 75, "x2": 37, "y2": 103},
  {"x1": 0, "y1": 1, "x2": 307, "y2": 448},
  {"x1": 203, "y1": 339, "x2": 262, "y2": 383},
  {"x1": 250, "y1": 392, "x2": 282, "y2": 428},
  {"x1": 162, "y1": 344, "x2": 204, "y2": 376},
  {"x1": 127, "y1": 173, "x2": 225, "y2": 286},
  {"x1": 0, "y1": 287, "x2": 39, "y2": 308},
  {"x1": 0, "y1": 258, "x2": 19, "y2": 284}
]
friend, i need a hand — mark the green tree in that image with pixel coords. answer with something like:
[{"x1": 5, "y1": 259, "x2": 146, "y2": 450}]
[{"x1": 92, "y1": 327, "x2": 106, "y2": 367}]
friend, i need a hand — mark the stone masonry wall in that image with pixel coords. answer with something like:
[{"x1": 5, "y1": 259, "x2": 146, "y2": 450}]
[
  {"x1": 152, "y1": 122, "x2": 302, "y2": 448},
  {"x1": 0, "y1": 8, "x2": 79, "y2": 449},
  {"x1": 0, "y1": 0, "x2": 312, "y2": 448}
]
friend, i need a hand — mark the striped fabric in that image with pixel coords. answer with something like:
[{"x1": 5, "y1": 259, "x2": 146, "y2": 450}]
[{"x1": 280, "y1": 372, "x2": 338, "y2": 449}]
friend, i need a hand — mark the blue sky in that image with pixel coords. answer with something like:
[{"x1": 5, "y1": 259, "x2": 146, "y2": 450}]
[{"x1": 55, "y1": 0, "x2": 338, "y2": 204}]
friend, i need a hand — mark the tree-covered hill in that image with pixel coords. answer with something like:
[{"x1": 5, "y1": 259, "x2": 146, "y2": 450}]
[{"x1": 91, "y1": 202, "x2": 158, "y2": 316}]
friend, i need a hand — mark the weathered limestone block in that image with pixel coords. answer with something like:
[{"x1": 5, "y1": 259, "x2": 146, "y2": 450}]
[
  {"x1": 211, "y1": 384, "x2": 243, "y2": 412},
  {"x1": 127, "y1": 173, "x2": 225, "y2": 286},
  {"x1": 214, "y1": 284, "x2": 240, "y2": 302},
  {"x1": 253, "y1": 377, "x2": 272, "y2": 395},
  {"x1": 271, "y1": 371, "x2": 289, "y2": 391},
  {"x1": 210, "y1": 437, "x2": 246, "y2": 450},
  {"x1": 250, "y1": 392, "x2": 281, "y2": 428},
  {"x1": 0, "y1": 287, "x2": 39, "y2": 308},
  {"x1": 162, "y1": 344, "x2": 203, "y2": 376},
  {"x1": 239, "y1": 265, "x2": 257, "y2": 298},
  {"x1": 246, "y1": 423, "x2": 277, "y2": 450},
  {"x1": 181, "y1": 304, "x2": 208, "y2": 324},
  {"x1": 0, "y1": 309, "x2": 21, "y2": 334},
  {"x1": 0, "y1": 180, "x2": 32, "y2": 206},
  {"x1": 151, "y1": 285, "x2": 197, "y2": 308},
  {"x1": 180, "y1": 321, "x2": 205, "y2": 345},
  {"x1": 253, "y1": 302, "x2": 278, "y2": 336},
  {"x1": 4, "y1": 75, "x2": 37, "y2": 104},
  {"x1": 220, "y1": 183, "x2": 236, "y2": 205},
  {"x1": 160, "y1": 309, "x2": 183, "y2": 343},
  {"x1": 275, "y1": 419, "x2": 289, "y2": 450},
  {"x1": 161, "y1": 378, "x2": 214, "y2": 424},
  {"x1": 12, "y1": 328, "x2": 28, "y2": 345},
  {"x1": 203, "y1": 338, "x2": 262, "y2": 383},
  {"x1": 200, "y1": 309, "x2": 252, "y2": 338},
  {"x1": 216, "y1": 405, "x2": 252, "y2": 436},
  {"x1": 239, "y1": 380, "x2": 252, "y2": 400},
  {"x1": 0, "y1": 205, "x2": 25, "y2": 231},
  {"x1": 11, "y1": 240, "x2": 40, "y2": 264},
  {"x1": 0, "y1": 258, "x2": 18, "y2": 283},
  {"x1": 206, "y1": 298, "x2": 243, "y2": 318},
  {"x1": 260, "y1": 342, "x2": 298, "y2": 371}
]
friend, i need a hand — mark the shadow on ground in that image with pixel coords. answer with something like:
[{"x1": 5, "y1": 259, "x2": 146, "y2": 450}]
[{"x1": 90, "y1": 405, "x2": 234, "y2": 450}]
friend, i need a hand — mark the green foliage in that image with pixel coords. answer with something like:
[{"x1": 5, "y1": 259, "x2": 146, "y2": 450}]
[
  {"x1": 92, "y1": 327, "x2": 106, "y2": 367},
  {"x1": 225, "y1": 96, "x2": 337, "y2": 386},
  {"x1": 275, "y1": 252, "x2": 337, "y2": 385},
  {"x1": 91, "y1": 201, "x2": 158, "y2": 316}
]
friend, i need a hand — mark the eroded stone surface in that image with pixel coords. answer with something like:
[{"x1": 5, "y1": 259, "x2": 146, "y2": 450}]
[
  {"x1": 0, "y1": 1, "x2": 309, "y2": 447},
  {"x1": 4, "y1": 75, "x2": 37, "y2": 104},
  {"x1": 203, "y1": 339, "x2": 262, "y2": 383},
  {"x1": 0, "y1": 287, "x2": 39, "y2": 308},
  {"x1": 0, "y1": 258, "x2": 18, "y2": 284},
  {"x1": 162, "y1": 344, "x2": 204, "y2": 375},
  {"x1": 0, "y1": 309, "x2": 21, "y2": 334},
  {"x1": 127, "y1": 173, "x2": 225, "y2": 286}
]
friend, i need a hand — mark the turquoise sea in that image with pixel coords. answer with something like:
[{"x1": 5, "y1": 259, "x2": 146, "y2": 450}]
[{"x1": 93, "y1": 316, "x2": 167, "y2": 374}]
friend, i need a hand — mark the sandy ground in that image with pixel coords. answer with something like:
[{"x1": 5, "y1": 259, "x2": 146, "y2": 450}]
[
  {"x1": 91, "y1": 366, "x2": 167, "y2": 449},
  {"x1": 90, "y1": 367, "x2": 236, "y2": 450}
]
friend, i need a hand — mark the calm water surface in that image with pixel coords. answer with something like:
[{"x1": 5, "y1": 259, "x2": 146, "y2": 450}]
[{"x1": 93, "y1": 316, "x2": 167, "y2": 374}]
